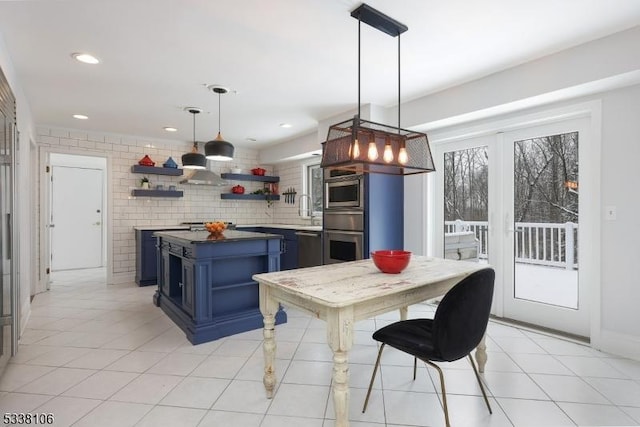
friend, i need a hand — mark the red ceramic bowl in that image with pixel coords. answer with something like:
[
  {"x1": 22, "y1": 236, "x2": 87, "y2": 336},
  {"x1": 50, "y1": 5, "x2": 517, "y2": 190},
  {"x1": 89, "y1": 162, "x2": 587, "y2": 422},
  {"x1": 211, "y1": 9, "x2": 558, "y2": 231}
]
[
  {"x1": 251, "y1": 167, "x2": 266, "y2": 176},
  {"x1": 371, "y1": 250, "x2": 412, "y2": 274}
]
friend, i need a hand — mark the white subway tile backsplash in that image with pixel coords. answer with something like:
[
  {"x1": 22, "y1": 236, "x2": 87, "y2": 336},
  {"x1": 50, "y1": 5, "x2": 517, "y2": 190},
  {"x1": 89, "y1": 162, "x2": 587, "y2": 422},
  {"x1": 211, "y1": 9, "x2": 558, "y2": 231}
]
[
  {"x1": 50, "y1": 128, "x2": 70, "y2": 138},
  {"x1": 37, "y1": 126, "x2": 320, "y2": 277}
]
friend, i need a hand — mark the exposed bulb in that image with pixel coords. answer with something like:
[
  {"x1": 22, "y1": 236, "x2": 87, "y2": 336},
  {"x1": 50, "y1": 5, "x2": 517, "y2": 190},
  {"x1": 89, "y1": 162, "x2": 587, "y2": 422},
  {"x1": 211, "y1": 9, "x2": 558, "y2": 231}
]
[
  {"x1": 398, "y1": 147, "x2": 409, "y2": 165},
  {"x1": 350, "y1": 139, "x2": 360, "y2": 158},
  {"x1": 367, "y1": 141, "x2": 378, "y2": 161},
  {"x1": 383, "y1": 143, "x2": 394, "y2": 163}
]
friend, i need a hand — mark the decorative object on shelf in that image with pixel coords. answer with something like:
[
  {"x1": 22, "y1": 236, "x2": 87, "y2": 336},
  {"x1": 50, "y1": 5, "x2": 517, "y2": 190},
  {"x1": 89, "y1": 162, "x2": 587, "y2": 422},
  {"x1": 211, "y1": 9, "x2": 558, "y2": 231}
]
[
  {"x1": 283, "y1": 187, "x2": 297, "y2": 204},
  {"x1": 169, "y1": 185, "x2": 176, "y2": 191},
  {"x1": 320, "y1": 3, "x2": 435, "y2": 176},
  {"x1": 182, "y1": 108, "x2": 207, "y2": 170},
  {"x1": 140, "y1": 176, "x2": 150, "y2": 189},
  {"x1": 231, "y1": 167, "x2": 243, "y2": 174},
  {"x1": 205, "y1": 85, "x2": 235, "y2": 161},
  {"x1": 231, "y1": 185, "x2": 245, "y2": 194},
  {"x1": 250, "y1": 188, "x2": 275, "y2": 207},
  {"x1": 156, "y1": 184, "x2": 164, "y2": 190},
  {"x1": 251, "y1": 167, "x2": 266, "y2": 176},
  {"x1": 265, "y1": 182, "x2": 278, "y2": 195},
  {"x1": 138, "y1": 154, "x2": 155, "y2": 166},
  {"x1": 163, "y1": 156, "x2": 178, "y2": 168}
]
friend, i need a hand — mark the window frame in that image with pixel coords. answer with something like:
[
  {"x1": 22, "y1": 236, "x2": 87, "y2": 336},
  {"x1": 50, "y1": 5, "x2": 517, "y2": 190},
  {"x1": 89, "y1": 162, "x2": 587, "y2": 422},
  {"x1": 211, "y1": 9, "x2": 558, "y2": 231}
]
[{"x1": 301, "y1": 159, "x2": 323, "y2": 218}]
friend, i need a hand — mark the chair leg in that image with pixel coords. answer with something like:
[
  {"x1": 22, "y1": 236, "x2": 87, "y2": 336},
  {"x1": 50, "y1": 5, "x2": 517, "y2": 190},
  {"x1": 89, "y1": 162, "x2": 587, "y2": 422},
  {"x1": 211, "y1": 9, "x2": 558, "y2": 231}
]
[
  {"x1": 362, "y1": 343, "x2": 385, "y2": 413},
  {"x1": 424, "y1": 360, "x2": 450, "y2": 427},
  {"x1": 468, "y1": 355, "x2": 492, "y2": 414},
  {"x1": 413, "y1": 357, "x2": 417, "y2": 380}
]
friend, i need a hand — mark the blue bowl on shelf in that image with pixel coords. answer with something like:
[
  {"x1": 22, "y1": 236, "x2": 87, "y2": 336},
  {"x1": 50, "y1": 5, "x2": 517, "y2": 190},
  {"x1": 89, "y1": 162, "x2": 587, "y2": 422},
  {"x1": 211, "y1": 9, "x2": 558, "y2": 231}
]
[{"x1": 163, "y1": 156, "x2": 178, "y2": 168}]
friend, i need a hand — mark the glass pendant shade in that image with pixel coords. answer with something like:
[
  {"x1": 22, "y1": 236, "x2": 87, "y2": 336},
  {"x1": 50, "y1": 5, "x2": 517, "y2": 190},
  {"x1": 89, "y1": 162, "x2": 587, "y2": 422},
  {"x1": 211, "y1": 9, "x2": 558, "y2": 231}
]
[{"x1": 205, "y1": 133, "x2": 234, "y2": 161}]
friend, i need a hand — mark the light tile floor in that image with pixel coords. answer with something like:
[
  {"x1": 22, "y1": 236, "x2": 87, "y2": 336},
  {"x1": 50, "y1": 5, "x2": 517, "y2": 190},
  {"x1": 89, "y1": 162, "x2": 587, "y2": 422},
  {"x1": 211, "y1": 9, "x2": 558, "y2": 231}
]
[{"x1": 1, "y1": 268, "x2": 640, "y2": 426}]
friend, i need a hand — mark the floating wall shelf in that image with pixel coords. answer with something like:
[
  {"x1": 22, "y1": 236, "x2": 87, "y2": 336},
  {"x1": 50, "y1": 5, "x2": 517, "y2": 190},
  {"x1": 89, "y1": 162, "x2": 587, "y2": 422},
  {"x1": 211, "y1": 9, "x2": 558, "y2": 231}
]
[
  {"x1": 131, "y1": 165, "x2": 183, "y2": 176},
  {"x1": 131, "y1": 189, "x2": 184, "y2": 198},
  {"x1": 220, "y1": 194, "x2": 280, "y2": 201},
  {"x1": 220, "y1": 173, "x2": 279, "y2": 183}
]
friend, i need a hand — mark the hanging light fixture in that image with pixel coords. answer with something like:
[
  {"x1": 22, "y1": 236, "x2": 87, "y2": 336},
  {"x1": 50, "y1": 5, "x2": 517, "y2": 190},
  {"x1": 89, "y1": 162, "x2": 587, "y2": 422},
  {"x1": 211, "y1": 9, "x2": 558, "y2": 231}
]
[
  {"x1": 181, "y1": 108, "x2": 207, "y2": 170},
  {"x1": 205, "y1": 86, "x2": 235, "y2": 161},
  {"x1": 320, "y1": 3, "x2": 435, "y2": 175}
]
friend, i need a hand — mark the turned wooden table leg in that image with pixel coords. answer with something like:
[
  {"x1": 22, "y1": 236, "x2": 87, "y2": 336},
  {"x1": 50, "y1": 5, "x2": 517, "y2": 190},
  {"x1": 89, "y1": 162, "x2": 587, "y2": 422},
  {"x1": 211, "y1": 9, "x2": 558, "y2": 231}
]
[
  {"x1": 260, "y1": 284, "x2": 278, "y2": 398},
  {"x1": 327, "y1": 306, "x2": 354, "y2": 427},
  {"x1": 475, "y1": 334, "x2": 488, "y2": 373}
]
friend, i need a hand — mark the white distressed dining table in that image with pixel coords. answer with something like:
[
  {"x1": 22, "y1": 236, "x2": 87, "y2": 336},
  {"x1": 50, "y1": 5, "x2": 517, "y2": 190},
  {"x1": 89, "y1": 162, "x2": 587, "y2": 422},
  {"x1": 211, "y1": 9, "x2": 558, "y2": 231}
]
[{"x1": 252, "y1": 256, "x2": 488, "y2": 427}]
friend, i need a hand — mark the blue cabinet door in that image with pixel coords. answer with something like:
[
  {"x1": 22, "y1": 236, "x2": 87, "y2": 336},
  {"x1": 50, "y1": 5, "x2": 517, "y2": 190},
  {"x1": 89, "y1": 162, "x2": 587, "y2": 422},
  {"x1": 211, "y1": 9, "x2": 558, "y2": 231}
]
[{"x1": 136, "y1": 230, "x2": 159, "y2": 286}]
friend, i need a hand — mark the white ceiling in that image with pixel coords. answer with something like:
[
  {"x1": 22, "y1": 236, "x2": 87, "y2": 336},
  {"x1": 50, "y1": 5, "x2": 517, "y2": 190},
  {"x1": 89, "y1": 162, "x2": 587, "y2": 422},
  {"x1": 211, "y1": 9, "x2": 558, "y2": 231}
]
[{"x1": 1, "y1": 0, "x2": 639, "y2": 149}]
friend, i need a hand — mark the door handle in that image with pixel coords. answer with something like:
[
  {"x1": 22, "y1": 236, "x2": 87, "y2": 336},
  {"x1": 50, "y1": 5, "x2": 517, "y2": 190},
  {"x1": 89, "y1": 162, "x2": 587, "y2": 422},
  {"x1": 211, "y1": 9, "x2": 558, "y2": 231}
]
[
  {"x1": 505, "y1": 213, "x2": 514, "y2": 233},
  {"x1": 48, "y1": 224, "x2": 55, "y2": 228},
  {"x1": 93, "y1": 222, "x2": 101, "y2": 226}
]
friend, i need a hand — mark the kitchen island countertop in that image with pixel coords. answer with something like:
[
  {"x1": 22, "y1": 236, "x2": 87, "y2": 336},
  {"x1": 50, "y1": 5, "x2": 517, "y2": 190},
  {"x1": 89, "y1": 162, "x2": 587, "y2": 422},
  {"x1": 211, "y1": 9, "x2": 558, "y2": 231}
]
[
  {"x1": 153, "y1": 229, "x2": 284, "y2": 243},
  {"x1": 237, "y1": 223, "x2": 322, "y2": 231}
]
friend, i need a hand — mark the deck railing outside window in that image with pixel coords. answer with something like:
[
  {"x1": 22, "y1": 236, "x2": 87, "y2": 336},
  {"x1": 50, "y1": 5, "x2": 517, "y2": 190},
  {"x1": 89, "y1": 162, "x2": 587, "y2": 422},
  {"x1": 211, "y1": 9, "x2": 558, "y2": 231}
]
[{"x1": 445, "y1": 220, "x2": 578, "y2": 270}]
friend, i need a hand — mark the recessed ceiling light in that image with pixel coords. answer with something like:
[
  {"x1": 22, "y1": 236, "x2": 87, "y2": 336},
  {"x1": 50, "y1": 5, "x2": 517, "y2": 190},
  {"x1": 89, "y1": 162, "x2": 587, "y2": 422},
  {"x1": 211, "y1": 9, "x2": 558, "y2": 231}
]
[
  {"x1": 73, "y1": 114, "x2": 89, "y2": 120},
  {"x1": 163, "y1": 127, "x2": 178, "y2": 132},
  {"x1": 279, "y1": 123, "x2": 292, "y2": 128},
  {"x1": 71, "y1": 53, "x2": 100, "y2": 64},
  {"x1": 246, "y1": 137, "x2": 257, "y2": 142}
]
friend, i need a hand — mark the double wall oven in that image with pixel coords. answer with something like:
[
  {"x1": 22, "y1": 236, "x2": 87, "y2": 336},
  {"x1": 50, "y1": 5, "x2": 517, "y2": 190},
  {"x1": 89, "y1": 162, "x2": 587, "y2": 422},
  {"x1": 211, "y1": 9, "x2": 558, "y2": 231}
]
[{"x1": 323, "y1": 169, "x2": 365, "y2": 264}]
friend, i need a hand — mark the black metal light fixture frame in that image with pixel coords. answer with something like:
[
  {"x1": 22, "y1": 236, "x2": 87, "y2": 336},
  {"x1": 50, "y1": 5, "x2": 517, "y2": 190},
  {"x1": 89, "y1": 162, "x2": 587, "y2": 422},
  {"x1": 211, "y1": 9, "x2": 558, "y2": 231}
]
[
  {"x1": 181, "y1": 108, "x2": 207, "y2": 170},
  {"x1": 320, "y1": 3, "x2": 435, "y2": 175},
  {"x1": 205, "y1": 86, "x2": 235, "y2": 161}
]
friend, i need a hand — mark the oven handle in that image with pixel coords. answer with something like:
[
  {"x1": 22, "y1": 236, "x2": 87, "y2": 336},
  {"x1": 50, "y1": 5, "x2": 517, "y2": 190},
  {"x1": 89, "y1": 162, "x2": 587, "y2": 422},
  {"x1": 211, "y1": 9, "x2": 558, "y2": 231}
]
[{"x1": 324, "y1": 230, "x2": 363, "y2": 236}]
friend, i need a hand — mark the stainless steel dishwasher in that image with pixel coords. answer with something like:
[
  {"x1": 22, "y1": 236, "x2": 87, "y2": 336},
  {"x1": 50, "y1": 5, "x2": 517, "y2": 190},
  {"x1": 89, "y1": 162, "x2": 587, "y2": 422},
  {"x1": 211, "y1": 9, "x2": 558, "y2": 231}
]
[{"x1": 295, "y1": 230, "x2": 323, "y2": 268}]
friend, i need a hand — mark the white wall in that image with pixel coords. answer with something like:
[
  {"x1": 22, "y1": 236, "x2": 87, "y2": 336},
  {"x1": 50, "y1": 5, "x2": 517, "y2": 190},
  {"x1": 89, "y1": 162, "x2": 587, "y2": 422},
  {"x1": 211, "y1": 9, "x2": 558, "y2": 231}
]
[{"x1": 0, "y1": 32, "x2": 36, "y2": 337}]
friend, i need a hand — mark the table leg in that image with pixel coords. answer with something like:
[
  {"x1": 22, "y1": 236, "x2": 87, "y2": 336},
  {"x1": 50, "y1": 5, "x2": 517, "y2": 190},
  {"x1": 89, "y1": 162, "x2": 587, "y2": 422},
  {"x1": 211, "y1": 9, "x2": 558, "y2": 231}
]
[
  {"x1": 327, "y1": 307, "x2": 354, "y2": 427},
  {"x1": 259, "y1": 284, "x2": 279, "y2": 398},
  {"x1": 399, "y1": 306, "x2": 408, "y2": 320},
  {"x1": 475, "y1": 334, "x2": 488, "y2": 373}
]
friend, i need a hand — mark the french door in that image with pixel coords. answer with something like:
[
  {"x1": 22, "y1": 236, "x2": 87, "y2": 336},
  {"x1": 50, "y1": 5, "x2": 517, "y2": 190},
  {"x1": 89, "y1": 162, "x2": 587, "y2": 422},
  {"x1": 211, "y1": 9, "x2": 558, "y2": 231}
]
[
  {"x1": 434, "y1": 117, "x2": 592, "y2": 337},
  {"x1": 502, "y1": 118, "x2": 589, "y2": 337}
]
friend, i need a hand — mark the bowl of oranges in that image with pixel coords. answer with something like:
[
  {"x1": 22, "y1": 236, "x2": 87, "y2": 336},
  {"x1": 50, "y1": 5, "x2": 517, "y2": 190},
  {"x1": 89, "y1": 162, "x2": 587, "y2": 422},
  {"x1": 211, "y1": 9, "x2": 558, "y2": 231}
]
[{"x1": 205, "y1": 221, "x2": 227, "y2": 235}]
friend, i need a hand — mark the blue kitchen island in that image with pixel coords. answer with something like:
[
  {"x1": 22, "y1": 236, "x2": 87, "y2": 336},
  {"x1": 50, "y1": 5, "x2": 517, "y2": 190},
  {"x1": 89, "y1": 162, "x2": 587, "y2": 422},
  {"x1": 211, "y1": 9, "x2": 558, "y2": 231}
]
[{"x1": 153, "y1": 229, "x2": 287, "y2": 344}]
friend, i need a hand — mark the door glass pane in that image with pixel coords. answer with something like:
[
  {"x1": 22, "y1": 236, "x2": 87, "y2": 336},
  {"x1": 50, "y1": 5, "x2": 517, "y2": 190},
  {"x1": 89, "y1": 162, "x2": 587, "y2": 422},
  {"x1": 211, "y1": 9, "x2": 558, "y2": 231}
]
[
  {"x1": 443, "y1": 146, "x2": 488, "y2": 262},
  {"x1": 513, "y1": 132, "x2": 579, "y2": 309}
]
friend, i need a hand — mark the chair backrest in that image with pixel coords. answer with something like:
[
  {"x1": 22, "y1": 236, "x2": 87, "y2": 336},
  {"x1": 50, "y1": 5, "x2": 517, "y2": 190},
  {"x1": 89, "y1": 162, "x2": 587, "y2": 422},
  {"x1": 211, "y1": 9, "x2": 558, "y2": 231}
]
[{"x1": 432, "y1": 268, "x2": 495, "y2": 361}]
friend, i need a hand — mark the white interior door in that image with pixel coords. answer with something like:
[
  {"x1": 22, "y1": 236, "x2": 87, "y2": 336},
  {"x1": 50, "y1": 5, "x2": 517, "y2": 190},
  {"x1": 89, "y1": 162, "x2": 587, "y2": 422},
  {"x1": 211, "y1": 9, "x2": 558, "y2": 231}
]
[
  {"x1": 502, "y1": 118, "x2": 589, "y2": 337},
  {"x1": 51, "y1": 166, "x2": 104, "y2": 271}
]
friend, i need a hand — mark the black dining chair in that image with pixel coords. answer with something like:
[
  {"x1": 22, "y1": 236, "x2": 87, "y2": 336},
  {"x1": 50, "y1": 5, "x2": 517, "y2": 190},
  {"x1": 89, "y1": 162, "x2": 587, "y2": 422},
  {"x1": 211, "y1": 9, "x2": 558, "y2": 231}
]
[{"x1": 362, "y1": 267, "x2": 495, "y2": 427}]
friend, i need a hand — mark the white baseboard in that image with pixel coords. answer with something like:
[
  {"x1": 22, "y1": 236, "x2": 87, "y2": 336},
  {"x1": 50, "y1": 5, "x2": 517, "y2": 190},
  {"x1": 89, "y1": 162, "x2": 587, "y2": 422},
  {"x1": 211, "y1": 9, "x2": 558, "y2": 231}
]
[
  {"x1": 595, "y1": 329, "x2": 640, "y2": 361},
  {"x1": 109, "y1": 272, "x2": 135, "y2": 285},
  {"x1": 19, "y1": 298, "x2": 31, "y2": 338}
]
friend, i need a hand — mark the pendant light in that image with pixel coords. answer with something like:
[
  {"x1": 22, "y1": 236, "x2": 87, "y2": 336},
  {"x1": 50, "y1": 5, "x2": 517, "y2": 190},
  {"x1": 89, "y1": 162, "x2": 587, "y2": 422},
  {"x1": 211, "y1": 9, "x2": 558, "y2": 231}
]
[
  {"x1": 205, "y1": 86, "x2": 235, "y2": 161},
  {"x1": 320, "y1": 3, "x2": 435, "y2": 175},
  {"x1": 181, "y1": 108, "x2": 207, "y2": 170}
]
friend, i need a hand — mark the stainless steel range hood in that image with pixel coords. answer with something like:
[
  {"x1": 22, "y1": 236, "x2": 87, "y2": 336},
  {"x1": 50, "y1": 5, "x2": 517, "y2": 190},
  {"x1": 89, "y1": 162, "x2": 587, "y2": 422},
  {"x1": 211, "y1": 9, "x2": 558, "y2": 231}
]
[{"x1": 179, "y1": 167, "x2": 228, "y2": 186}]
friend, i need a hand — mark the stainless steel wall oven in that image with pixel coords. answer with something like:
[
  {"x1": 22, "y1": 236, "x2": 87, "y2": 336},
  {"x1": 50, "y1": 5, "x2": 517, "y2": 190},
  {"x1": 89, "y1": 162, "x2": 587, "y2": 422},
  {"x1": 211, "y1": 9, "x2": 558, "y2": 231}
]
[
  {"x1": 322, "y1": 210, "x2": 364, "y2": 264},
  {"x1": 324, "y1": 174, "x2": 364, "y2": 210}
]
